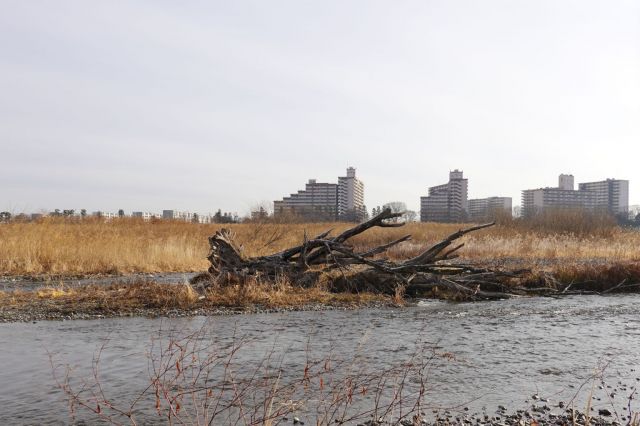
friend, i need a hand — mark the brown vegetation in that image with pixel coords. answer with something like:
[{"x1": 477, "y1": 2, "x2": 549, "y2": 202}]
[
  {"x1": 0, "y1": 213, "x2": 638, "y2": 277},
  {"x1": 1, "y1": 211, "x2": 639, "y2": 318},
  {"x1": 0, "y1": 278, "x2": 390, "y2": 321}
]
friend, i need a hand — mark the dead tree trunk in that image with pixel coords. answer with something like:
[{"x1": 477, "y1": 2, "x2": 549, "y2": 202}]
[{"x1": 195, "y1": 208, "x2": 525, "y2": 300}]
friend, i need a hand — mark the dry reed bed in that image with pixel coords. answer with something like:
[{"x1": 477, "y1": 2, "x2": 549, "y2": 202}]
[{"x1": 1, "y1": 218, "x2": 639, "y2": 276}]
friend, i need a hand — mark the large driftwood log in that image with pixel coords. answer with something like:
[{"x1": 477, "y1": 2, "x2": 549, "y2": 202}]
[{"x1": 196, "y1": 208, "x2": 526, "y2": 301}]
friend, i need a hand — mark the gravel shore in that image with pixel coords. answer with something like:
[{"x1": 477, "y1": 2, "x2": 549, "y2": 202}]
[{"x1": 0, "y1": 300, "x2": 398, "y2": 323}]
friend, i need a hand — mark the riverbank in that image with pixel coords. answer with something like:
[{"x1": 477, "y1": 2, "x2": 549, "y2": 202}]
[
  {"x1": 0, "y1": 279, "x2": 397, "y2": 322},
  {"x1": 2, "y1": 259, "x2": 640, "y2": 322},
  {"x1": 289, "y1": 406, "x2": 635, "y2": 426}
]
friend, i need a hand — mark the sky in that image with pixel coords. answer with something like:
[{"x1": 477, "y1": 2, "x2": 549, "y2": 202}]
[{"x1": 1, "y1": 1, "x2": 639, "y2": 216}]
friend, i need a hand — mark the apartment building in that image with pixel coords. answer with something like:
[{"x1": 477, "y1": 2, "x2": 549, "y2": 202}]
[
  {"x1": 274, "y1": 179, "x2": 339, "y2": 221},
  {"x1": 338, "y1": 167, "x2": 366, "y2": 222},
  {"x1": 521, "y1": 174, "x2": 629, "y2": 217},
  {"x1": 468, "y1": 197, "x2": 512, "y2": 222},
  {"x1": 578, "y1": 179, "x2": 629, "y2": 216},
  {"x1": 420, "y1": 170, "x2": 468, "y2": 222},
  {"x1": 274, "y1": 167, "x2": 366, "y2": 222}
]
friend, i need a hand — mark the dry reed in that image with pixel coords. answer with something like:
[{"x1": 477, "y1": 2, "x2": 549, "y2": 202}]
[{"x1": 1, "y1": 216, "x2": 639, "y2": 276}]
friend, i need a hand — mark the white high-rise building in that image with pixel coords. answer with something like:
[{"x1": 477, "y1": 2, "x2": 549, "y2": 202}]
[{"x1": 338, "y1": 167, "x2": 366, "y2": 222}]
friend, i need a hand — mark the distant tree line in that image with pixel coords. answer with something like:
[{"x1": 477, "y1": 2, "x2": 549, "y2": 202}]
[{"x1": 371, "y1": 202, "x2": 418, "y2": 222}]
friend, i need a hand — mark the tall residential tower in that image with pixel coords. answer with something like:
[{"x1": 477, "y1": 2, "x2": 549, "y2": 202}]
[{"x1": 338, "y1": 167, "x2": 366, "y2": 222}]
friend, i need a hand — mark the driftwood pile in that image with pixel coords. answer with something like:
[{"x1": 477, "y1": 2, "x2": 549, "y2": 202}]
[{"x1": 194, "y1": 208, "x2": 530, "y2": 301}]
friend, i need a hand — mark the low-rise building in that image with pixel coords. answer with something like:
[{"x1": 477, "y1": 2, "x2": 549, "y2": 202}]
[
  {"x1": 92, "y1": 211, "x2": 119, "y2": 220},
  {"x1": 132, "y1": 211, "x2": 159, "y2": 221},
  {"x1": 162, "y1": 210, "x2": 194, "y2": 221},
  {"x1": 194, "y1": 214, "x2": 214, "y2": 224}
]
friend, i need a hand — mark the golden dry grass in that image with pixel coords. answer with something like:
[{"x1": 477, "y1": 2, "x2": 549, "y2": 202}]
[{"x1": 0, "y1": 216, "x2": 639, "y2": 276}]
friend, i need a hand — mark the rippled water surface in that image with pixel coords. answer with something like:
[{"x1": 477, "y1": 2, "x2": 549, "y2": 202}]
[{"x1": 1, "y1": 295, "x2": 639, "y2": 424}]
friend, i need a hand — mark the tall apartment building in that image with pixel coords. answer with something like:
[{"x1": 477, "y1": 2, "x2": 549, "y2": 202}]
[
  {"x1": 578, "y1": 179, "x2": 629, "y2": 216},
  {"x1": 521, "y1": 174, "x2": 629, "y2": 217},
  {"x1": 420, "y1": 170, "x2": 468, "y2": 223},
  {"x1": 338, "y1": 167, "x2": 366, "y2": 222},
  {"x1": 468, "y1": 197, "x2": 512, "y2": 222},
  {"x1": 274, "y1": 179, "x2": 339, "y2": 221},
  {"x1": 274, "y1": 167, "x2": 366, "y2": 222}
]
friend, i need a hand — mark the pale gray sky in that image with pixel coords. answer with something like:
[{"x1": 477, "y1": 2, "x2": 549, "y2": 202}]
[{"x1": 1, "y1": 1, "x2": 639, "y2": 215}]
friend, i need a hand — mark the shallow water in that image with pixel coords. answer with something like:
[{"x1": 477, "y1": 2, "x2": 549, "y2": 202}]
[{"x1": 1, "y1": 295, "x2": 639, "y2": 424}]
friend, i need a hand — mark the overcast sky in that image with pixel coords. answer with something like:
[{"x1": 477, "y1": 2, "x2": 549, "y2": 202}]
[{"x1": 1, "y1": 1, "x2": 639, "y2": 215}]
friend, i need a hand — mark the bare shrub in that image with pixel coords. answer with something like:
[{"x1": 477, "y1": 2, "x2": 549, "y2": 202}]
[{"x1": 50, "y1": 323, "x2": 453, "y2": 425}]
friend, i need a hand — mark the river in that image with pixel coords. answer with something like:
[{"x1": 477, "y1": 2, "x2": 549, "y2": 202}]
[{"x1": 1, "y1": 295, "x2": 639, "y2": 424}]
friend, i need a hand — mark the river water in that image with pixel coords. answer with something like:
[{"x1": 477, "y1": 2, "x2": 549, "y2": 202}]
[{"x1": 1, "y1": 295, "x2": 639, "y2": 424}]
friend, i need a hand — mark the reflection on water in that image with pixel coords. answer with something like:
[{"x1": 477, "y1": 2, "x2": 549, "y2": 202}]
[{"x1": 1, "y1": 295, "x2": 639, "y2": 424}]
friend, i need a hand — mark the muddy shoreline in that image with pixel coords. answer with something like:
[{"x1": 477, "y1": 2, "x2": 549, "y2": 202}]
[
  {"x1": 2, "y1": 258, "x2": 640, "y2": 323},
  {"x1": 0, "y1": 297, "x2": 399, "y2": 323},
  {"x1": 0, "y1": 271, "x2": 198, "y2": 291}
]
